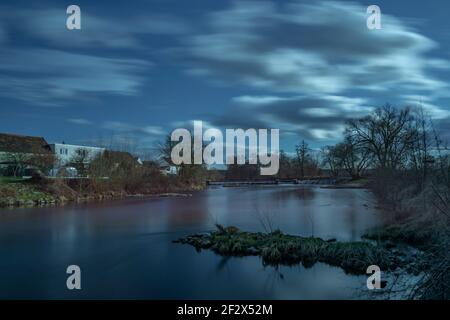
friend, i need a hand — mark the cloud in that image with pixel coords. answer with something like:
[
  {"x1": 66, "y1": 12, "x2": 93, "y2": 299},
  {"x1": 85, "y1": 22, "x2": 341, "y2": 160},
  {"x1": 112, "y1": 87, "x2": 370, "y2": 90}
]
[
  {"x1": 67, "y1": 118, "x2": 92, "y2": 125},
  {"x1": 177, "y1": 0, "x2": 450, "y2": 143},
  {"x1": 97, "y1": 121, "x2": 165, "y2": 155},
  {"x1": 102, "y1": 121, "x2": 164, "y2": 136},
  {"x1": 0, "y1": 49, "x2": 151, "y2": 105},
  {"x1": 400, "y1": 95, "x2": 450, "y2": 119},
  {"x1": 170, "y1": 119, "x2": 215, "y2": 131},
  {"x1": 23, "y1": 9, "x2": 191, "y2": 48},
  {"x1": 0, "y1": 5, "x2": 188, "y2": 105},
  {"x1": 211, "y1": 95, "x2": 373, "y2": 141},
  {"x1": 0, "y1": 6, "x2": 191, "y2": 49},
  {"x1": 181, "y1": 1, "x2": 449, "y2": 96}
]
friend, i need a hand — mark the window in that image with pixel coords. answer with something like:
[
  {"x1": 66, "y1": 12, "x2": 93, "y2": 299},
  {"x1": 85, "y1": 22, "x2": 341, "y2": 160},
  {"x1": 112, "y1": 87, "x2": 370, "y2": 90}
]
[{"x1": 77, "y1": 149, "x2": 87, "y2": 157}]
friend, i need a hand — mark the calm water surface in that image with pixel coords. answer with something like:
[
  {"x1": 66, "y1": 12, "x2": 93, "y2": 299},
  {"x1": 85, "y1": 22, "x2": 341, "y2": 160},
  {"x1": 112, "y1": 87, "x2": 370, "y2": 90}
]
[{"x1": 0, "y1": 186, "x2": 383, "y2": 299}]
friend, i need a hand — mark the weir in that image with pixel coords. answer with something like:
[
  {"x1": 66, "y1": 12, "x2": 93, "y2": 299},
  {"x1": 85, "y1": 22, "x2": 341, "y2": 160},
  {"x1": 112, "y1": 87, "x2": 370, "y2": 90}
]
[{"x1": 206, "y1": 176, "x2": 342, "y2": 186}]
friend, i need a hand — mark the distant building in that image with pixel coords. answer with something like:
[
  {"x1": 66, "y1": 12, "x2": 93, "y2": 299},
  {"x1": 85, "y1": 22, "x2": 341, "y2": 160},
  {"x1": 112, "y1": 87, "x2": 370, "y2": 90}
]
[
  {"x1": 0, "y1": 133, "x2": 52, "y2": 157},
  {"x1": 0, "y1": 133, "x2": 145, "y2": 177},
  {"x1": 49, "y1": 143, "x2": 105, "y2": 167},
  {"x1": 97, "y1": 150, "x2": 142, "y2": 169},
  {"x1": 160, "y1": 165, "x2": 179, "y2": 175},
  {"x1": 0, "y1": 133, "x2": 53, "y2": 175}
]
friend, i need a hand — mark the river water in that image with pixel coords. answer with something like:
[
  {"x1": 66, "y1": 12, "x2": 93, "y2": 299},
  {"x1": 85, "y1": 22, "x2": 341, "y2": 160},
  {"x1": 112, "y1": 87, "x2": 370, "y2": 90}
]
[{"x1": 0, "y1": 185, "x2": 383, "y2": 299}]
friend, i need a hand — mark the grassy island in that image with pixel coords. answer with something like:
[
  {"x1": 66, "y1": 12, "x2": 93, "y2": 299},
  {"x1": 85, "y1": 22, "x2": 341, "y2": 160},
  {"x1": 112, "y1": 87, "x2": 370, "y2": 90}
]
[{"x1": 174, "y1": 224, "x2": 418, "y2": 275}]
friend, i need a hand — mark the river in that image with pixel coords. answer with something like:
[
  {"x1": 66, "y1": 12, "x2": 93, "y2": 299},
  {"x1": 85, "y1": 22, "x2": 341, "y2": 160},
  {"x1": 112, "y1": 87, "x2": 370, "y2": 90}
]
[{"x1": 0, "y1": 185, "x2": 383, "y2": 299}]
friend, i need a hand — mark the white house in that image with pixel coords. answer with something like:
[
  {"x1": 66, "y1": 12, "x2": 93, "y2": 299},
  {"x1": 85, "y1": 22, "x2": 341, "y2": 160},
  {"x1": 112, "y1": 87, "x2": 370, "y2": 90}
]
[{"x1": 49, "y1": 143, "x2": 105, "y2": 167}]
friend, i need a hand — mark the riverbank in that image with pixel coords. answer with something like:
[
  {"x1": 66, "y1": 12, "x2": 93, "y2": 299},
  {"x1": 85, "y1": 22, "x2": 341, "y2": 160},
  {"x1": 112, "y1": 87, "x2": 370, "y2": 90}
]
[
  {"x1": 0, "y1": 177, "x2": 202, "y2": 208},
  {"x1": 320, "y1": 178, "x2": 369, "y2": 189},
  {"x1": 365, "y1": 170, "x2": 450, "y2": 299},
  {"x1": 0, "y1": 176, "x2": 365, "y2": 208}
]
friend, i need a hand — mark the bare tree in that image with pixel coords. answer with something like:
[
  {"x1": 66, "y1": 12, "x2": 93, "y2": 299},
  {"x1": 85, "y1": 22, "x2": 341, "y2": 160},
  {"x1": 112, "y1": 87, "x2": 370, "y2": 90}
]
[
  {"x1": 277, "y1": 150, "x2": 295, "y2": 179},
  {"x1": 295, "y1": 140, "x2": 310, "y2": 178},
  {"x1": 410, "y1": 106, "x2": 433, "y2": 191},
  {"x1": 28, "y1": 145, "x2": 56, "y2": 176},
  {"x1": 346, "y1": 105, "x2": 417, "y2": 170},
  {"x1": 158, "y1": 134, "x2": 177, "y2": 166},
  {"x1": 6, "y1": 152, "x2": 28, "y2": 177},
  {"x1": 69, "y1": 149, "x2": 90, "y2": 177},
  {"x1": 321, "y1": 146, "x2": 342, "y2": 177},
  {"x1": 335, "y1": 135, "x2": 372, "y2": 179}
]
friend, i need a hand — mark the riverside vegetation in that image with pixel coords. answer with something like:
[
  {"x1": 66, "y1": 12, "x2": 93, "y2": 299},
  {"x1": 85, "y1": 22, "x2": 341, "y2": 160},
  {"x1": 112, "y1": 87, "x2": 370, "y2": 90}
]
[
  {"x1": 0, "y1": 150, "x2": 218, "y2": 207},
  {"x1": 174, "y1": 224, "x2": 420, "y2": 275}
]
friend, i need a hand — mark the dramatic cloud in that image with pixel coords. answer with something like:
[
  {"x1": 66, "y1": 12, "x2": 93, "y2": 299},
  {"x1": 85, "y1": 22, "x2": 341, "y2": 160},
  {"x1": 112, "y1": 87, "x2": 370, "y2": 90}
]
[
  {"x1": 215, "y1": 93, "x2": 450, "y2": 143},
  {"x1": 212, "y1": 95, "x2": 372, "y2": 141},
  {"x1": 182, "y1": 1, "x2": 449, "y2": 96},
  {"x1": 177, "y1": 1, "x2": 450, "y2": 142}
]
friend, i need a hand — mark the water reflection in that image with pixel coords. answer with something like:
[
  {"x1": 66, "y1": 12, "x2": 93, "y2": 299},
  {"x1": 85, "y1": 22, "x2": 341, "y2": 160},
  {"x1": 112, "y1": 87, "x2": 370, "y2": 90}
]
[
  {"x1": 271, "y1": 187, "x2": 316, "y2": 201},
  {"x1": 166, "y1": 193, "x2": 209, "y2": 229},
  {"x1": 0, "y1": 186, "x2": 381, "y2": 299}
]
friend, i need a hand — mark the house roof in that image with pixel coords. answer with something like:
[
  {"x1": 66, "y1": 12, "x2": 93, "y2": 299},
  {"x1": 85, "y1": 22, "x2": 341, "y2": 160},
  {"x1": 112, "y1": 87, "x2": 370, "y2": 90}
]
[
  {"x1": 0, "y1": 133, "x2": 52, "y2": 154},
  {"x1": 100, "y1": 150, "x2": 142, "y2": 164},
  {"x1": 50, "y1": 142, "x2": 105, "y2": 151}
]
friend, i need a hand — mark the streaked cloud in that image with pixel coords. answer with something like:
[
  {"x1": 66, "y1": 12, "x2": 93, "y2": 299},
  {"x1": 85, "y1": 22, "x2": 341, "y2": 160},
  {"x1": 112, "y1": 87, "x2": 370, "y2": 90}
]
[
  {"x1": 67, "y1": 118, "x2": 92, "y2": 125},
  {"x1": 182, "y1": 1, "x2": 449, "y2": 96},
  {"x1": 176, "y1": 1, "x2": 450, "y2": 142},
  {"x1": 102, "y1": 121, "x2": 164, "y2": 136},
  {"x1": 24, "y1": 9, "x2": 191, "y2": 48},
  {"x1": 211, "y1": 95, "x2": 372, "y2": 141},
  {"x1": 0, "y1": 5, "x2": 181, "y2": 105},
  {"x1": 0, "y1": 49, "x2": 151, "y2": 105}
]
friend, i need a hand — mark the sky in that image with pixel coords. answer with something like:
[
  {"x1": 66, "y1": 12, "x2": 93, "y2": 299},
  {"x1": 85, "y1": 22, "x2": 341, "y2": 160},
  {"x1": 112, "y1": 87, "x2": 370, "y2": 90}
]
[{"x1": 1, "y1": 0, "x2": 450, "y2": 157}]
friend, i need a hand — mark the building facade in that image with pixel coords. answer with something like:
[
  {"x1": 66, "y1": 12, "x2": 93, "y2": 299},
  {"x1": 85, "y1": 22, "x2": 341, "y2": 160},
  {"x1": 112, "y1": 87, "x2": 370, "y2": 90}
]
[{"x1": 49, "y1": 143, "x2": 105, "y2": 167}]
